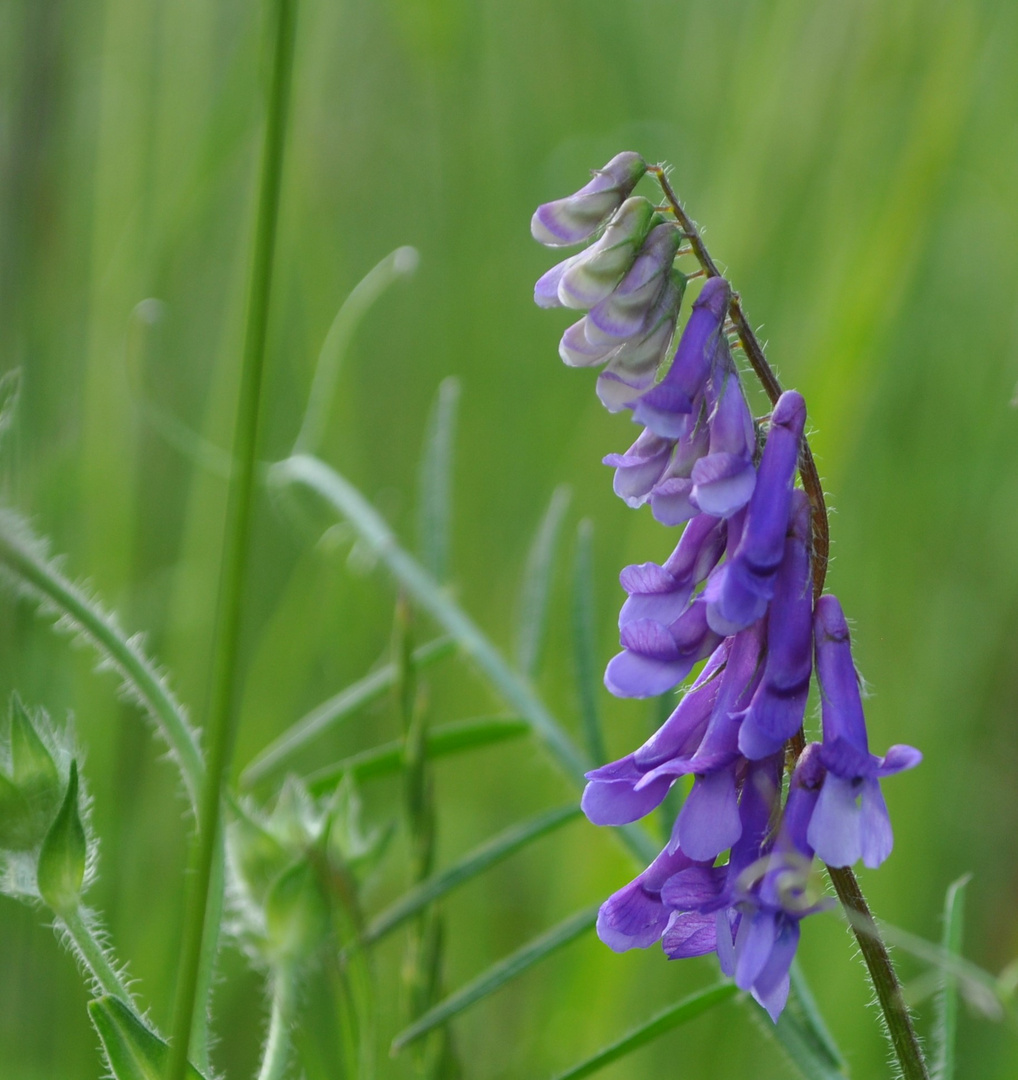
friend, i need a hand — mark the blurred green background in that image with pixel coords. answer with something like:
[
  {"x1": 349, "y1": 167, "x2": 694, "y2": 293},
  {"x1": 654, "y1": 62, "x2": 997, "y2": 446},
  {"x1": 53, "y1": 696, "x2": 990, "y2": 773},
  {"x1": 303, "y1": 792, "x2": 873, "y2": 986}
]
[{"x1": 2, "y1": 0, "x2": 1018, "y2": 1076}]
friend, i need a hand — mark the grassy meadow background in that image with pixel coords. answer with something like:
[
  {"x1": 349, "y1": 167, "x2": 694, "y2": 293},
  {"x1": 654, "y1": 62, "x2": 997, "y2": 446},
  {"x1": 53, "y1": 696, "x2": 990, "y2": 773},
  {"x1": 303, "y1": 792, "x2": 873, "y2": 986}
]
[{"x1": 2, "y1": 0, "x2": 1018, "y2": 1076}]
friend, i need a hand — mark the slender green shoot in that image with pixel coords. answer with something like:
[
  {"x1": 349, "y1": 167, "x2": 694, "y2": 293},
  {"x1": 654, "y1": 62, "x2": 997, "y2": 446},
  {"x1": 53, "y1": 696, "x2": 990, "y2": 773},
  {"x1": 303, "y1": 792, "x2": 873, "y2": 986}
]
[
  {"x1": 241, "y1": 636, "x2": 455, "y2": 787},
  {"x1": 0, "y1": 509, "x2": 203, "y2": 810},
  {"x1": 305, "y1": 715, "x2": 530, "y2": 794},
  {"x1": 516, "y1": 485, "x2": 571, "y2": 680},
  {"x1": 167, "y1": 1, "x2": 299, "y2": 1076},
  {"x1": 550, "y1": 983, "x2": 738, "y2": 1080},
  {"x1": 391, "y1": 904, "x2": 598, "y2": 1053},
  {"x1": 256, "y1": 965, "x2": 300, "y2": 1080},
  {"x1": 363, "y1": 804, "x2": 581, "y2": 946},
  {"x1": 294, "y1": 245, "x2": 420, "y2": 457},
  {"x1": 932, "y1": 875, "x2": 970, "y2": 1080},
  {"x1": 571, "y1": 519, "x2": 605, "y2": 764},
  {"x1": 417, "y1": 377, "x2": 460, "y2": 583},
  {"x1": 60, "y1": 907, "x2": 137, "y2": 1008}
]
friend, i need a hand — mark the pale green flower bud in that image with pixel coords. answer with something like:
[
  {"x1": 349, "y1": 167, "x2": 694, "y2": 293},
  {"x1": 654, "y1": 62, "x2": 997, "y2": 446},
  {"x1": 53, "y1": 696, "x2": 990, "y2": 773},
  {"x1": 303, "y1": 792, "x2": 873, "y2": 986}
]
[
  {"x1": 0, "y1": 695, "x2": 62, "y2": 850},
  {"x1": 264, "y1": 858, "x2": 331, "y2": 964},
  {"x1": 37, "y1": 760, "x2": 87, "y2": 914}
]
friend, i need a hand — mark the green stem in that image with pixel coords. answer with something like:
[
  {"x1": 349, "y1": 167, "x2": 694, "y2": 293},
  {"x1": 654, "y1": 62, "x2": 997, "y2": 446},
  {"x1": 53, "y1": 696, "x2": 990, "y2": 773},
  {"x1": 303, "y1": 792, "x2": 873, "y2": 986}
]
[
  {"x1": 61, "y1": 906, "x2": 136, "y2": 1006},
  {"x1": 167, "y1": 1, "x2": 298, "y2": 1077},
  {"x1": 0, "y1": 512, "x2": 204, "y2": 809},
  {"x1": 257, "y1": 966, "x2": 300, "y2": 1080}
]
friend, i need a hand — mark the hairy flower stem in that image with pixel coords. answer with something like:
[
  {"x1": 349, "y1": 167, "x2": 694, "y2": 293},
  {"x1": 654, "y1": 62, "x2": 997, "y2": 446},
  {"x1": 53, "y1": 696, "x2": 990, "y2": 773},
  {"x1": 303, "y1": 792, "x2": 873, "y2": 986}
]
[
  {"x1": 61, "y1": 907, "x2": 136, "y2": 1005},
  {"x1": 257, "y1": 966, "x2": 299, "y2": 1080},
  {"x1": 829, "y1": 866, "x2": 930, "y2": 1080},
  {"x1": 648, "y1": 166, "x2": 829, "y2": 601},
  {"x1": 650, "y1": 166, "x2": 929, "y2": 1080},
  {"x1": 167, "y1": 1, "x2": 299, "y2": 1078}
]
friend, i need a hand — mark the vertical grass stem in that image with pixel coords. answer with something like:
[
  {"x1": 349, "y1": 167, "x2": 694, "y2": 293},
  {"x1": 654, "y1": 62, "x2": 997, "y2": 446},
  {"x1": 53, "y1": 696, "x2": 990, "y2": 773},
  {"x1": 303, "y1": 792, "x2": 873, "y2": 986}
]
[{"x1": 167, "y1": 1, "x2": 299, "y2": 1076}]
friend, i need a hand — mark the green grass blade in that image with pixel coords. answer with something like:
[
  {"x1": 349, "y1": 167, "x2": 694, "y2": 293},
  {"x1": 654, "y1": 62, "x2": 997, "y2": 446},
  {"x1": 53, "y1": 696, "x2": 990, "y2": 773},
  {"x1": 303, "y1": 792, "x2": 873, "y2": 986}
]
[
  {"x1": 363, "y1": 804, "x2": 581, "y2": 946},
  {"x1": 770, "y1": 1006, "x2": 850, "y2": 1080},
  {"x1": 305, "y1": 715, "x2": 529, "y2": 794},
  {"x1": 571, "y1": 519, "x2": 605, "y2": 764},
  {"x1": 516, "y1": 485, "x2": 571, "y2": 680},
  {"x1": 0, "y1": 509, "x2": 204, "y2": 810},
  {"x1": 417, "y1": 377, "x2": 460, "y2": 583},
  {"x1": 240, "y1": 636, "x2": 454, "y2": 787},
  {"x1": 391, "y1": 905, "x2": 598, "y2": 1053},
  {"x1": 294, "y1": 245, "x2": 420, "y2": 457},
  {"x1": 789, "y1": 960, "x2": 847, "y2": 1071},
  {"x1": 272, "y1": 454, "x2": 659, "y2": 865},
  {"x1": 550, "y1": 983, "x2": 738, "y2": 1080},
  {"x1": 932, "y1": 875, "x2": 971, "y2": 1080}
]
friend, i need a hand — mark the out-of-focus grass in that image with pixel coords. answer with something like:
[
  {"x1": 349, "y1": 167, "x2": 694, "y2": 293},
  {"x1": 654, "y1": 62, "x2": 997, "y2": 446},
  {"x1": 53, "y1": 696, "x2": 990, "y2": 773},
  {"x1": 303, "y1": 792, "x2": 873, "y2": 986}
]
[{"x1": 2, "y1": 0, "x2": 1018, "y2": 1076}]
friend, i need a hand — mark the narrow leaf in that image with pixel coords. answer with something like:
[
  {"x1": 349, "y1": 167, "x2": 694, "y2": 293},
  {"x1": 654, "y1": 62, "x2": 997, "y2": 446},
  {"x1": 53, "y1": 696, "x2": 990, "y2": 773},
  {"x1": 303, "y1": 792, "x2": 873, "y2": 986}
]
[
  {"x1": 789, "y1": 960, "x2": 847, "y2": 1071},
  {"x1": 0, "y1": 367, "x2": 21, "y2": 444},
  {"x1": 932, "y1": 875, "x2": 971, "y2": 1080},
  {"x1": 241, "y1": 636, "x2": 455, "y2": 787},
  {"x1": 364, "y1": 804, "x2": 581, "y2": 945},
  {"x1": 571, "y1": 519, "x2": 605, "y2": 764},
  {"x1": 306, "y1": 716, "x2": 529, "y2": 795},
  {"x1": 417, "y1": 377, "x2": 460, "y2": 583},
  {"x1": 770, "y1": 1005, "x2": 850, "y2": 1080},
  {"x1": 551, "y1": 983, "x2": 738, "y2": 1080},
  {"x1": 516, "y1": 486, "x2": 571, "y2": 680},
  {"x1": 391, "y1": 905, "x2": 598, "y2": 1052},
  {"x1": 88, "y1": 996, "x2": 207, "y2": 1080}
]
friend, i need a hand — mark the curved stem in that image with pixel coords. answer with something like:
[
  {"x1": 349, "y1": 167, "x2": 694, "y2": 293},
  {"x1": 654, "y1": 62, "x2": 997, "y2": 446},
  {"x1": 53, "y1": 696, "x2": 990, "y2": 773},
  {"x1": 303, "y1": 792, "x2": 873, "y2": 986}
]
[
  {"x1": 651, "y1": 165, "x2": 928, "y2": 1080},
  {"x1": 649, "y1": 166, "x2": 829, "y2": 601},
  {"x1": 167, "y1": 1, "x2": 299, "y2": 1077}
]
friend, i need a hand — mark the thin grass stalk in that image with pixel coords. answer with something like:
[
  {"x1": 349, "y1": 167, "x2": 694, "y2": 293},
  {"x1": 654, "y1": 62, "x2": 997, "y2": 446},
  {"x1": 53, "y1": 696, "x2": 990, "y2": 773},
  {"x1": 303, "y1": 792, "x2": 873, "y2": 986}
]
[{"x1": 167, "y1": 1, "x2": 298, "y2": 1076}]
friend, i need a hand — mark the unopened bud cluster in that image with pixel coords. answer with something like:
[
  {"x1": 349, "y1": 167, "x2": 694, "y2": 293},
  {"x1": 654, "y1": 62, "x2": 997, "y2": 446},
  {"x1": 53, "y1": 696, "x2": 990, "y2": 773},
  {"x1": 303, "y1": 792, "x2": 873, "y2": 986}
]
[{"x1": 532, "y1": 155, "x2": 920, "y2": 1020}]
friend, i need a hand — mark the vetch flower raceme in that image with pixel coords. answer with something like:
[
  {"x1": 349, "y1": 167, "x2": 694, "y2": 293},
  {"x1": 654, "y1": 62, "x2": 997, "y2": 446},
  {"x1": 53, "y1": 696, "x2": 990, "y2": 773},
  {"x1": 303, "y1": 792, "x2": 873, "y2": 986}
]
[{"x1": 531, "y1": 155, "x2": 921, "y2": 1021}]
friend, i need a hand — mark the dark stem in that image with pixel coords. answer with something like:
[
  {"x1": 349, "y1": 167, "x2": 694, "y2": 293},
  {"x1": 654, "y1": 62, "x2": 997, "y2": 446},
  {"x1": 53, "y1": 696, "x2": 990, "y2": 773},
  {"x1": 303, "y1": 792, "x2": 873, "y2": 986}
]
[
  {"x1": 650, "y1": 165, "x2": 929, "y2": 1080},
  {"x1": 648, "y1": 166, "x2": 829, "y2": 602}
]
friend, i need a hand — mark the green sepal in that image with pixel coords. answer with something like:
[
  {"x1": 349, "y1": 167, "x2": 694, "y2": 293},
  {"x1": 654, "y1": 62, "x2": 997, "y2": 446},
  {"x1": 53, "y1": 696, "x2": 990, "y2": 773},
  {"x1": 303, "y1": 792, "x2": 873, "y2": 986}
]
[
  {"x1": 37, "y1": 760, "x2": 87, "y2": 913},
  {"x1": 1, "y1": 695, "x2": 62, "y2": 850},
  {"x1": 264, "y1": 857, "x2": 330, "y2": 964},
  {"x1": 88, "y1": 996, "x2": 207, "y2": 1080}
]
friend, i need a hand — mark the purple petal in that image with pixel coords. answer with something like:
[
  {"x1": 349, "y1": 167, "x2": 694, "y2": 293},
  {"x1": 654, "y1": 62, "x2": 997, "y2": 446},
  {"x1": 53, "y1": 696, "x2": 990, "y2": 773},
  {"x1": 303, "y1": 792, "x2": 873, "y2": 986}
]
[
  {"x1": 661, "y1": 910, "x2": 718, "y2": 958},
  {"x1": 814, "y1": 594, "x2": 870, "y2": 755},
  {"x1": 877, "y1": 744, "x2": 923, "y2": 776},
  {"x1": 860, "y1": 778, "x2": 893, "y2": 869},
  {"x1": 559, "y1": 317, "x2": 616, "y2": 367},
  {"x1": 650, "y1": 477, "x2": 697, "y2": 526},
  {"x1": 604, "y1": 649, "x2": 696, "y2": 698},
  {"x1": 806, "y1": 773, "x2": 862, "y2": 868},
  {"x1": 676, "y1": 768, "x2": 742, "y2": 861},
  {"x1": 535, "y1": 253, "x2": 584, "y2": 308},
  {"x1": 734, "y1": 908, "x2": 776, "y2": 992},
  {"x1": 715, "y1": 909, "x2": 738, "y2": 976},
  {"x1": 690, "y1": 453, "x2": 757, "y2": 517},
  {"x1": 660, "y1": 864, "x2": 727, "y2": 910},
  {"x1": 582, "y1": 772, "x2": 674, "y2": 826}
]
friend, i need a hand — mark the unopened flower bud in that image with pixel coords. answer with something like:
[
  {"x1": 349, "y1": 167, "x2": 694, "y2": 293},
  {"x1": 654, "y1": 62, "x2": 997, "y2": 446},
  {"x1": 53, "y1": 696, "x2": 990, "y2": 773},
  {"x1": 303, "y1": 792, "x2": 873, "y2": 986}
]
[
  {"x1": 0, "y1": 695, "x2": 62, "y2": 851},
  {"x1": 531, "y1": 152, "x2": 647, "y2": 247},
  {"x1": 557, "y1": 198, "x2": 657, "y2": 309},
  {"x1": 37, "y1": 760, "x2": 87, "y2": 914},
  {"x1": 264, "y1": 858, "x2": 330, "y2": 964}
]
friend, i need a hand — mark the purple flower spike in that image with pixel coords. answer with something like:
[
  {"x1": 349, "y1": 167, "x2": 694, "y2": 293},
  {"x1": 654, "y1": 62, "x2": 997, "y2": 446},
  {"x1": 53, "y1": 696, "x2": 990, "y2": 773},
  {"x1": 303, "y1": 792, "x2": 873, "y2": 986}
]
[
  {"x1": 618, "y1": 514, "x2": 726, "y2": 627},
  {"x1": 689, "y1": 361, "x2": 757, "y2": 518},
  {"x1": 738, "y1": 491, "x2": 813, "y2": 760},
  {"x1": 586, "y1": 225, "x2": 682, "y2": 343},
  {"x1": 531, "y1": 152, "x2": 647, "y2": 247},
  {"x1": 807, "y1": 595, "x2": 921, "y2": 869},
  {"x1": 604, "y1": 598, "x2": 721, "y2": 699},
  {"x1": 604, "y1": 429, "x2": 674, "y2": 507},
  {"x1": 706, "y1": 390, "x2": 806, "y2": 635},
  {"x1": 632, "y1": 277, "x2": 732, "y2": 439},
  {"x1": 596, "y1": 844, "x2": 695, "y2": 952},
  {"x1": 558, "y1": 197, "x2": 657, "y2": 309}
]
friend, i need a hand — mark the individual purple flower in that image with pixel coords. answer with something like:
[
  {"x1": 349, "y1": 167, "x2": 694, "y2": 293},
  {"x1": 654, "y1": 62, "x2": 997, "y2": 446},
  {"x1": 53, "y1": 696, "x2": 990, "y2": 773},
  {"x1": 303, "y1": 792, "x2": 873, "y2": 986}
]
[
  {"x1": 603, "y1": 428, "x2": 675, "y2": 507},
  {"x1": 688, "y1": 355, "x2": 757, "y2": 518},
  {"x1": 807, "y1": 596, "x2": 921, "y2": 869},
  {"x1": 738, "y1": 490, "x2": 813, "y2": 760},
  {"x1": 531, "y1": 151, "x2": 647, "y2": 247},
  {"x1": 631, "y1": 276, "x2": 732, "y2": 440},
  {"x1": 557, "y1": 197, "x2": 658, "y2": 310},
  {"x1": 706, "y1": 389, "x2": 806, "y2": 635},
  {"x1": 618, "y1": 514, "x2": 726, "y2": 627},
  {"x1": 582, "y1": 643, "x2": 729, "y2": 826},
  {"x1": 604, "y1": 597, "x2": 722, "y2": 699}
]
